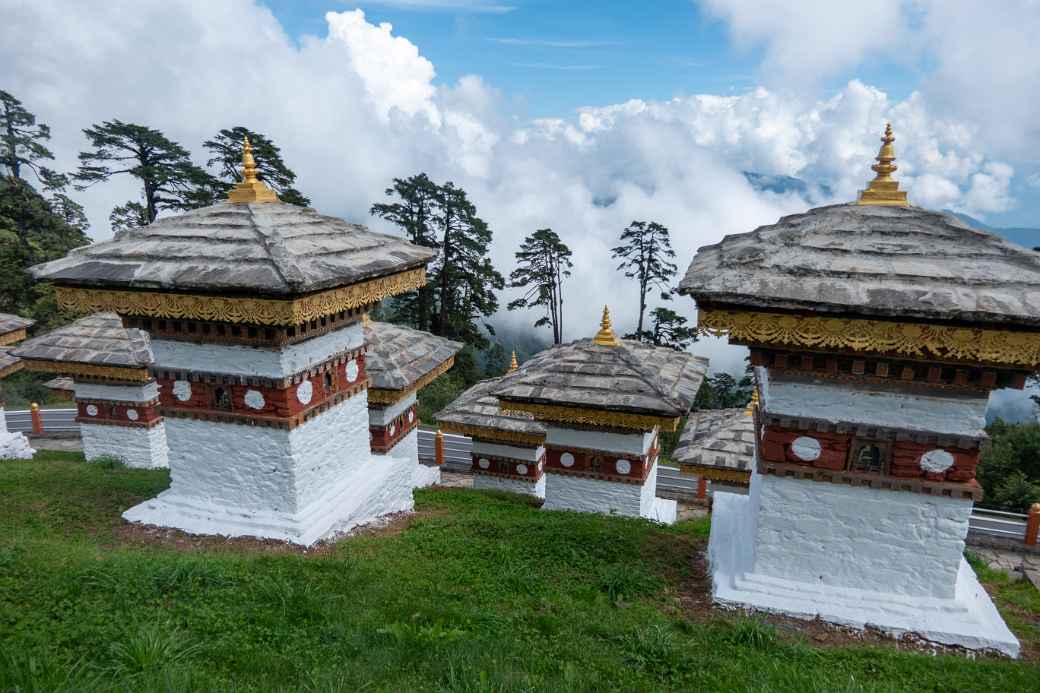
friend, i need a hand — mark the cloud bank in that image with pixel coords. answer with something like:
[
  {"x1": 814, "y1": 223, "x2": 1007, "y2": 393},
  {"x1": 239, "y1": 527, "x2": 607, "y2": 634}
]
[{"x1": 1, "y1": 0, "x2": 1034, "y2": 381}]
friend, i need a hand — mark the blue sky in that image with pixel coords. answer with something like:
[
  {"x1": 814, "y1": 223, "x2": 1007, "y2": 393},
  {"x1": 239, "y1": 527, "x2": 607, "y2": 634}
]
[{"x1": 267, "y1": 1, "x2": 917, "y2": 118}]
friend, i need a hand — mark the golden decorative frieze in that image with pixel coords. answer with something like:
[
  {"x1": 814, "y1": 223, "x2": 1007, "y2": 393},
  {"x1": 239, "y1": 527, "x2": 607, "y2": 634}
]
[
  {"x1": 499, "y1": 400, "x2": 680, "y2": 432},
  {"x1": 19, "y1": 359, "x2": 151, "y2": 382},
  {"x1": 699, "y1": 308, "x2": 1040, "y2": 368},
  {"x1": 54, "y1": 267, "x2": 427, "y2": 327},
  {"x1": 676, "y1": 465, "x2": 751, "y2": 485},
  {"x1": 0, "y1": 329, "x2": 27, "y2": 347},
  {"x1": 438, "y1": 422, "x2": 545, "y2": 446},
  {"x1": 368, "y1": 356, "x2": 456, "y2": 405}
]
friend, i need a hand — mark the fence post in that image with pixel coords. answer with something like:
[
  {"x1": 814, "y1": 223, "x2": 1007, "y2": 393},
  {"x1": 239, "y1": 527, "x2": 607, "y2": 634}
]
[
  {"x1": 1026, "y1": 503, "x2": 1040, "y2": 546},
  {"x1": 435, "y1": 429, "x2": 445, "y2": 467},
  {"x1": 30, "y1": 402, "x2": 43, "y2": 435},
  {"x1": 696, "y1": 476, "x2": 707, "y2": 500}
]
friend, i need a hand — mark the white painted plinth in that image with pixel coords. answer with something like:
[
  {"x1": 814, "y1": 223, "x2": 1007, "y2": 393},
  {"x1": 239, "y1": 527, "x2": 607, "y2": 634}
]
[
  {"x1": 123, "y1": 394, "x2": 414, "y2": 545},
  {"x1": 373, "y1": 428, "x2": 440, "y2": 488},
  {"x1": 81, "y1": 422, "x2": 169, "y2": 469},
  {"x1": 708, "y1": 480, "x2": 1020, "y2": 657},
  {"x1": 414, "y1": 463, "x2": 441, "y2": 488},
  {"x1": 0, "y1": 406, "x2": 33, "y2": 460},
  {"x1": 542, "y1": 461, "x2": 676, "y2": 524},
  {"x1": 474, "y1": 473, "x2": 546, "y2": 499}
]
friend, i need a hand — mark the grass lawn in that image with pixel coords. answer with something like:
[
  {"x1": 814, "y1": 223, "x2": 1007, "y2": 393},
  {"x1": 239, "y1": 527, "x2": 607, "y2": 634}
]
[{"x1": 1, "y1": 453, "x2": 1039, "y2": 692}]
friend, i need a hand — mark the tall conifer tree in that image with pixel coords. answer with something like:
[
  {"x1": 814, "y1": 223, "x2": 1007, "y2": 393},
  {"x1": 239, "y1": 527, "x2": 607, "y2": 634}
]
[
  {"x1": 610, "y1": 220, "x2": 678, "y2": 338},
  {"x1": 507, "y1": 228, "x2": 573, "y2": 344},
  {"x1": 0, "y1": 90, "x2": 53, "y2": 181}
]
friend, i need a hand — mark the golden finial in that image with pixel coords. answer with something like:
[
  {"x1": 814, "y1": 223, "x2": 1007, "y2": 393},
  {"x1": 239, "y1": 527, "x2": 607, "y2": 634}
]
[
  {"x1": 228, "y1": 135, "x2": 278, "y2": 204},
  {"x1": 592, "y1": 305, "x2": 620, "y2": 347},
  {"x1": 745, "y1": 389, "x2": 759, "y2": 416},
  {"x1": 509, "y1": 350, "x2": 519, "y2": 372},
  {"x1": 361, "y1": 312, "x2": 371, "y2": 327},
  {"x1": 857, "y1": 123, "x2": 909, "y2": 207}
]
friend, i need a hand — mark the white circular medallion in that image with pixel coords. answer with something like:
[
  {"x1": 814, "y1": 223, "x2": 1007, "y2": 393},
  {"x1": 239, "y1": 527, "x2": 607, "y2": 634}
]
[
  {"x1": 172, "y1": 380, "x2": 192, "y2": 402},
  {"x1": 560, "y1": 452, "x2": 575, "y2": 468},
  {"x1": 791, "y1": 436, "x2": 822, "y2": 462},
  {"x1": 296, "y1": 380, "x2": 313, "y2": 405},
  {"x1": 126, "y1": 408, "x2": 139, "y2": 421},
  {"x1": 389, "y1": 423, "x2": 396, "y2": 436},
  {"x1": 615, "y1": 459, "x2": 632, "y2": 475},
  {"x1": 86, "y1": 404, "x2": 98, "y2": 417},
  {"x1": 920, "y1": 449, "x2": 955, "y2": 474},
  {"x1": 517, "y1": 463, "x2": 528, "y2": 475},
  {"x1": 408, "y1": 410, "x2": 414, "y2": 423},
  {"x1": 345, "y1": 359, "x2": 359, "y2": 383},
  {"x1": 478, "y1": 458, "x2": 490, "y2": 469},
  {"x1": 244, "y1": 389, "x2": 265, "y2": 410}
]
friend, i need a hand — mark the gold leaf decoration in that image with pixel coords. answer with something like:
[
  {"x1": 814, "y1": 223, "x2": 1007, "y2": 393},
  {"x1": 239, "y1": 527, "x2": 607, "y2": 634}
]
[
  {"x1": 698, "y1": 308, "x2": 1040, "y2": 367},
  {"x1": 20, "y1": 359, "x2": 151, "y2": 382},
  {"x1": 54, "y1": 267, "x2": 427, "y2": 327},
  {"x1": 499, "y1": 400, "x2": 680, "y2": 432}
]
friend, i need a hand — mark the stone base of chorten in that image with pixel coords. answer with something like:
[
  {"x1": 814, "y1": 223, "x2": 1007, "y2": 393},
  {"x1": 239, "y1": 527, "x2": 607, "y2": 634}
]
[
  {"x1": 542, "y1": 462, "x2": 677, "y2": 524},
  {"x1": 708, "y1": 489, "x2": 1020, "y2": 657},
  {"x1": 474, "y1": 472, "x2": 546, "y2": 499},
  {"x1": 414, "y1": 462, "x2": 441, "y2": 488},
  {"x1": 81, "y1": 421, "x2": 169, "y2": 469},
  {"x1": 123, "y1": 452, "x2": 414, "y2": 546},
  {"x1": 0, "y1": 431, "x2": 34, "y2": 460},
  {"x1": 373, "y1": 429, "x2": 441, "y2": 488}
]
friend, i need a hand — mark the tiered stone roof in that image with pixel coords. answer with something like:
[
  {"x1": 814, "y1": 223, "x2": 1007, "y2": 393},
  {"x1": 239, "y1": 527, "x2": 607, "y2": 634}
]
[
  {"x1": 679, "y1": 203, "x2": 1040, "y2": 326},
  {"x1": 492, "y1": 339, "x2": 708, "y2": 420},
  {"x1": 672, "y1": 408, "x2": 755, "y2": 484},
  {"x1": 365, "y1": 320, "x2": 462, "y2": 395},
  {"x1": 13, "y1": 313, "x2": 152, "y2": 368},
  {"x1": 436, "y1": 375, "x2": 545, "y2": 443},
  {"x1": 30, "y1": 202, "x2": 436, "y2": 296},
  {"x1": 0, "y1": 348, "x2": 23, "y2": 379},
  {"x1": 0, "y1": 313, "x2": 34, "y2": 339}
]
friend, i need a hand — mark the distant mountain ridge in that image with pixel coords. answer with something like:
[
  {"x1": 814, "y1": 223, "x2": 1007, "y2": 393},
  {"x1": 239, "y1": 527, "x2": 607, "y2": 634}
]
[{"x1": 947, "y1": 211, "x2": 1040, "y2": 249}]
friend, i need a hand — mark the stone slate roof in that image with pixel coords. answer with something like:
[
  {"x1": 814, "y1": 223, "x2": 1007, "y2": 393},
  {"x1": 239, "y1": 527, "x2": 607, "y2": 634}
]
[
  {"x1": 365, "y1": 321, "x2": 462, "y2": 391},
  {"x1": 0, "y1": 313, "x2": 34, "y2": 336},
  {"x1": 679, "y1": 203, "x2": 1040, "y2": 327},
  {"x1": 12, "y1": 312, "x2": 152, "y2": 368},
  {"x1": 492, "y1": 339, "x2": 708, "y2": 418},
  {"x1": 672, "y1": 408, "x2": 755, "y2": 475},
  {"x1": 436, "y1": 374, "x2": 546, "y2": 438},
  {"x1": 44, "y1": 376, "x2": 75, "y2": 392},
  {"x1": 30, "y1": 202, "x2": 436, "y2": 297},
  {"x1": 0, "y1": 348, "x2": 21, "y2": 374}
]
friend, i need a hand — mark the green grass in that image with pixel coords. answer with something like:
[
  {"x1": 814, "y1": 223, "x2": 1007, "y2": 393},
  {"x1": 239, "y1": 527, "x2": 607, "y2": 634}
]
[{"x1": 1, "y1": 454, "x2": 1038, "y2": 692}]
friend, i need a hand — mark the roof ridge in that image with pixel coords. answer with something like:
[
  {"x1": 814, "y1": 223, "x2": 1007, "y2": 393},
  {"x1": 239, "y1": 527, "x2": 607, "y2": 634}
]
[
  {"x1": 243, "y1": 204, "x2": 298, "y2": 293},
  {"x1": 611, "y1": 340, "x2": 689, "y2": 410}
]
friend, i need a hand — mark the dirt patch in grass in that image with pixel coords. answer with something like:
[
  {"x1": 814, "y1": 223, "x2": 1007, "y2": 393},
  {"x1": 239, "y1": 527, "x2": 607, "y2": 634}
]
[{"x1": 109, "y1": 509, "x2": 447, "y2": 556}]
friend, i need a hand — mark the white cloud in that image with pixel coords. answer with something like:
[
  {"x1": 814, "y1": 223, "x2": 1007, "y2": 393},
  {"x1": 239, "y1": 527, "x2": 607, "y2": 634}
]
[
  {"x1": 490, "y1": 38, "x2": 619, "y2": 48},
  {"x1": 0, "y1": 0, "x2": 1024, "y2": 376}
]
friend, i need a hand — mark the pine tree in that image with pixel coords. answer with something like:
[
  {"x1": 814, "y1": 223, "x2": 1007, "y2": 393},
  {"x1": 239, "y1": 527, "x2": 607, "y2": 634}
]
[
  {"x1": 626, "y1": 307, "x2": 696, "y2": 351},
  {"x1": 370, "y1": 173, "x2": 440, "y2": 331},
  {"x1": 430, "y1": 181, "x2": 504, "y2": 348},
  {"x1": 507, "y1": 228, "x2": 573, "y2": 344},
  {"x1": 0, "y1": 90, "x2": 53, "y2": 181},
  {"x1": 201, "y1": 127, "x2": 310, "y2": 206},
  {"x1": 610, "y1": 221, "x2": 678, "y2": 338},
  {"x1": 74, "y1": 120, "x2": 210, "y2": 223},
  {"x1": 109, "y1": 201, "x2": 150, "y2": 236}
]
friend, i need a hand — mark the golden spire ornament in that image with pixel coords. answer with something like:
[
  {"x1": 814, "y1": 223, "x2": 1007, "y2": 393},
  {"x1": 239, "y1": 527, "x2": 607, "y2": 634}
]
[
  {"x1": 509, "y1": 350, "x2": 519, "y2": 372},
  {"x1": 592, "y1": 305, "x2": 620, "y2": 347},
  {"x1": 857, "y1": 123, "x2": 909, "y2": 207},
  {"x1": 227, "y1": 135, "x2": 278, "y2": 204}
]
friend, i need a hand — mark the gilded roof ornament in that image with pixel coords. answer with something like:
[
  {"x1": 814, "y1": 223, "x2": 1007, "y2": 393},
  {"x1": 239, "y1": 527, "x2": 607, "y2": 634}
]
[
  {"x1": 745, "y1": 388, "x2": 759, "y2": 416},
  {"x1": 227, "y1": 135, "x2": 278, "y2": 204},
  {"x1": 509, "y1": 350, "x2": 519, "y2": 372},
  {"x1": 857, "y1": 123, "x2": 909, "y2": 207},
  {"x1": 592, "y1": 305, "x2": 620, "y2": 347}
]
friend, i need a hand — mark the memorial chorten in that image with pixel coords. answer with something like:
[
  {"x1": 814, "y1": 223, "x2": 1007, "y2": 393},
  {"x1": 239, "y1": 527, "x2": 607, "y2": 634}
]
[
  {"x1": 679, "y1": 125, "x2": 1032, "y2": 656},
  {"x1": 364, "y1": 318, "x2": 461, "y2": 487},
  {"x1": 0, "y1": 348, "x2": 34, "y2": 460},
  {"x1": 673, "y1": 405, "x2": 755, "y2": 494},
  {"x1": 436, "y1": 356, "x2": 548, "y2": 498},
  {"x1": 492, "y1": 307, "x2": 707, "y2": 522},
  {"x1": 0, "y1": 313, "x2": 35, "y2": 459},
  {"x1": 31, "y1": 138, "x2": 436, "y2": 545},
  {"x1": 13, "y1": 312, "x2": 167, "y2": 468}
]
